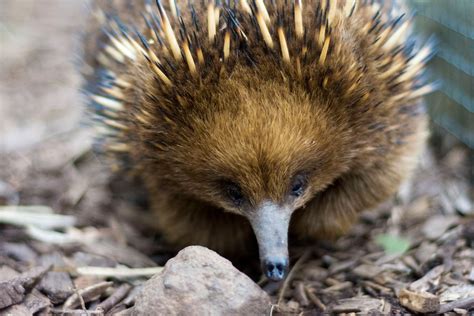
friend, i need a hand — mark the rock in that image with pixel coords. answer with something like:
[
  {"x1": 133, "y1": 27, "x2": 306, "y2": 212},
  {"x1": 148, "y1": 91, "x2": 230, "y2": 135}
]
[
  {"x1": 132, "y1": 246, "x2": 271, "y2": 315},
  {"x1": 399, "y1": 288, "x2": 440, "y2": 313}
]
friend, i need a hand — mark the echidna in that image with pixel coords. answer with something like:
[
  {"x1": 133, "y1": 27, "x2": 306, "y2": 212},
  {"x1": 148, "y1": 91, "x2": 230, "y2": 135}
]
[{"x1": 82, "y1": 0, "x2": 436, "y2": 280}]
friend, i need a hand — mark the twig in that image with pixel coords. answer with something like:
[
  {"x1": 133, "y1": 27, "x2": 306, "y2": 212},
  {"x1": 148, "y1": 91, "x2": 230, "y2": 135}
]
[
  {"x1": 63, "y1": 281, "x2": 113, "y2": 310},
  {"x1": 0, "y1": 207, "x2": 76, "y2": 229},
  {"x1": 294, "y1": 282, "x2": 309, "y2": 307},
  {"x1": 73, "y1": 282, "x2": 87, "y2": 313},
  {"x1": 304, "y1": 286, "x2": 326, "y2": 311},
  {"x1": 26, "y1": 225, "x2": 79, "y2": 244},
  {"x1": 321, "y1": 281, "x2": 353, "y2": 293},
  {"x1": 96, "y1": 283, "x2": 132, "y2": 313},
  {"x1": 363, "y1": 280, "x2": 392, "y2": 294},
  {"x1": 438, "y1": 297, "x2": 474, "y2": 314},
  {"x1": 0, "y1": 205, "x2": 53, "y2": 214},
  {"x1": 76, "y1": 266, "x2": 163, "y2": 278},
  {"x1": 277, "y1": 250, "x2": 311, "y2": 304},
  {"x1": 50, "y1": 309, "x2": 103, "y2": 315}
]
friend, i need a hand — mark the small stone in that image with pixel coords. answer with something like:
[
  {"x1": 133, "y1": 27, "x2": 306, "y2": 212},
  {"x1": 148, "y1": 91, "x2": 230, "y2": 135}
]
[
  {"x1": 133, "y1": 246, "x2": 271, "y2": 315},
  {"x1": 398, "y1": 288, "x2": 440, "y2": 313}
]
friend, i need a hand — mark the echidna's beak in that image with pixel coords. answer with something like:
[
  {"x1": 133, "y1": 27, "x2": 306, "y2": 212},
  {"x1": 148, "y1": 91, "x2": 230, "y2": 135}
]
[{"x1": 249, "y1": 201, "x2": 291, "y2": 281}]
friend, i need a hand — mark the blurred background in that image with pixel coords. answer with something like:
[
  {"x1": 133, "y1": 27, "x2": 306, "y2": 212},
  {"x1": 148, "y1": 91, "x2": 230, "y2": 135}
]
[{"x1": 408, "y1": 0, "x2": 473, "y2": 183}]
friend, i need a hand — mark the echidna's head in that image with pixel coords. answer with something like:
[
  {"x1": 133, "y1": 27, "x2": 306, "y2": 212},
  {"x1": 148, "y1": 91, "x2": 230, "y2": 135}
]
[{"x1": 135, "y1": 66, "x2": 352, "y2": 280}]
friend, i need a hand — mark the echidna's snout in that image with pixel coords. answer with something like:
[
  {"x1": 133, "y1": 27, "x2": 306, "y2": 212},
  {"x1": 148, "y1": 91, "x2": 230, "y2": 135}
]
[
  {"x1": 263, "y1": 257, "x2": 288, "y2": 281},
  {"x1": 249, "y1": 201, "x2": 291, "y2": 281}
]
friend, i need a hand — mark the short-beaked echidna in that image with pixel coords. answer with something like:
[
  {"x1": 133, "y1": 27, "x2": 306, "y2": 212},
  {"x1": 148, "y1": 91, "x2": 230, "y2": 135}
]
[{"x1": 82, "y1": 0, "x2": 436, "y2": 280}]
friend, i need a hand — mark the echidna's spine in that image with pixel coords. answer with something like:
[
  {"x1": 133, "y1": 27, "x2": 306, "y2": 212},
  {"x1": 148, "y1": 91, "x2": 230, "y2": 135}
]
[{"x1": 85, "y1": 0, "x2": 437, "y2": 166}]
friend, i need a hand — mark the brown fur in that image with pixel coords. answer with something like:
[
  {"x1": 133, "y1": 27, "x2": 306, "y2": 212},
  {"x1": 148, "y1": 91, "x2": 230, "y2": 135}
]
[{"x1": 83, "y1": 0, "x2": 430, "y2": 259}]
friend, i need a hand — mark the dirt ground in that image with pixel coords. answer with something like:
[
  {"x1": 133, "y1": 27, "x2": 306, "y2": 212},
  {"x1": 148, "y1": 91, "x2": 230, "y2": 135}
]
[{"x1": 1, "y1": 1, "x2": 473, "y2": 315}]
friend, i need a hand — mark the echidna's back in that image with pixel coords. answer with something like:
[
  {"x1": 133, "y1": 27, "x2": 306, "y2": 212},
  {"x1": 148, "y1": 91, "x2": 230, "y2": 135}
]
[{"x1": 82, "y1": 1, "x2": 147, "y2": 79}]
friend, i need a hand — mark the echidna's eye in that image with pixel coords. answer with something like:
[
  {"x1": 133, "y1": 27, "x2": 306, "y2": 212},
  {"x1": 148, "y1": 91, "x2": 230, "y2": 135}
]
[
  {"x1": 290, "y1": 174, "x2": 307, "y2": 197},
  {"x1": 225, "y1": 182, "x2": 245, "y2": 206}
]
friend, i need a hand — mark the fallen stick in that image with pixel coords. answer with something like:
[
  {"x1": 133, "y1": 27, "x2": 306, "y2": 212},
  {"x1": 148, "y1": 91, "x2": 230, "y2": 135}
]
[
  {"x1": 63, "y1": 281, "x2": 113, "y2": 310},
  {"x1": 438, "y1": 297, "x2": 474, "y2": 314},
  {"x1": 96, "y1": 283, "x2": 132, "y2": 313},
  {"x1": 0, "y1": 207, "x2": 76, "y2": 229},
  {"x1": 76, "y1": 266, "x2": 163, "y2": 278}
]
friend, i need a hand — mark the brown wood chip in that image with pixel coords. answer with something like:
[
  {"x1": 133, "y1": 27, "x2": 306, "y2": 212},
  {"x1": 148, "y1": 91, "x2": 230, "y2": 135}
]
[
  {"x1": 398, "y1": 288, "x2": 440, "y2": 313},
  {"x1": 409, "y1": 264, "x2": 444, "y2": 292},
  {"x1": 330, "y1": 296, "x2": 384, "y2": 314},
  {"x1": 304, "y1": 286, "x2": 326, "y2": 311},
  {"x1": 0, "y1": 264, "x2": 52, "y2": 309},
  {"x1": 438, "y1": 297, "x2": 474, "y2": 314},
  {"x1": 0, "y1": 279, "x2": 25, "y2": 309},
  {"x1": 321, "y1": 281, "x2": 353, "y2": 293},
  {"x1": 37, "y1": 271, "x2": 74, "y2": 305},
  {"x1": 23, "y1": 289, "x2": 51, "y2": 314},
  {"x1": 96, "y1": 283, "x2": 132, "y2": 313},
  {"x1": 353, "y1": 264, "x2": 383, "y2": 278},
  {"x1": 0, "y1": 303, "x2": 31, "y2": 316},
  {"x1": 50, "y1": 308, "x2": 104, "y2": 315},
  {"x1": 293, "y1": 282, "x2": 309, "y2": 307}
]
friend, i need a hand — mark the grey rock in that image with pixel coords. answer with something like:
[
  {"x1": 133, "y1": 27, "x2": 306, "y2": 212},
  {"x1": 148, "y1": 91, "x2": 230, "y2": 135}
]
[{"x1": 133, "y1": 246, "x2": 271, "y2": 316}]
